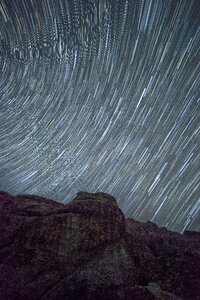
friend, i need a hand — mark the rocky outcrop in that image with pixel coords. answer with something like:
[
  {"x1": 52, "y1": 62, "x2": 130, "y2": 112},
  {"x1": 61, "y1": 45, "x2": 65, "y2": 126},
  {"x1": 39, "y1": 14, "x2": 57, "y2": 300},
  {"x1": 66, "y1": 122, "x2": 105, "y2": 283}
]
[{"x1": 0, "y1": 191, "x2": 199, "y2": 299}]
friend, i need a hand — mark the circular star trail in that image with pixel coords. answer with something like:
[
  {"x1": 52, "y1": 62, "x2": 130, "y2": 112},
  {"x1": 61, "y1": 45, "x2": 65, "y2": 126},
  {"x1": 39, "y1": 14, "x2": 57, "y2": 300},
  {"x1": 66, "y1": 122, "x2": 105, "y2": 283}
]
[{"x1": 0, "y1": 0, "x2": 199, "y2": 233}]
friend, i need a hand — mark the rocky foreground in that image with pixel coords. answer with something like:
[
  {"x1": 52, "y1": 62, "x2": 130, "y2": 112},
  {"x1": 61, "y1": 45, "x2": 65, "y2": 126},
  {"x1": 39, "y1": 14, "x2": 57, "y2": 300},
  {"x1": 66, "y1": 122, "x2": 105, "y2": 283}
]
[{"x1": 0, "y1": 191, "x2": 199, "y2": 300}]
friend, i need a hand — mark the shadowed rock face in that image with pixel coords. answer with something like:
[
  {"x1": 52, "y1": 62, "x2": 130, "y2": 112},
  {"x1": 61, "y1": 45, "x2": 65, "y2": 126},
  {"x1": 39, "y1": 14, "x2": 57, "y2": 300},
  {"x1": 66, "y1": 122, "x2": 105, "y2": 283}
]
[{"x1": 0, "y1": 191, "x2": 199, "y2": 300}]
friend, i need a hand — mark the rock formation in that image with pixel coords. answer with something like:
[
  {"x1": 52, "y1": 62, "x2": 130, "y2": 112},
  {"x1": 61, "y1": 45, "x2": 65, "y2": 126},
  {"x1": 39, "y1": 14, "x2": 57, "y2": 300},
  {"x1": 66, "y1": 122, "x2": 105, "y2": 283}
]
[{"x1": 0, "y1": 191, "x2": 199, "y2": 299}]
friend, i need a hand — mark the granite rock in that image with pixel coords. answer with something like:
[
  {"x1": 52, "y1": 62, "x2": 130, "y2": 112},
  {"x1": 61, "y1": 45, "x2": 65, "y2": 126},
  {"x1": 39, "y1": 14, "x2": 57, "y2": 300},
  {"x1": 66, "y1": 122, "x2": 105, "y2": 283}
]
[{"x1": 0, "y1": 191, "x2": 199, "y2": 299}]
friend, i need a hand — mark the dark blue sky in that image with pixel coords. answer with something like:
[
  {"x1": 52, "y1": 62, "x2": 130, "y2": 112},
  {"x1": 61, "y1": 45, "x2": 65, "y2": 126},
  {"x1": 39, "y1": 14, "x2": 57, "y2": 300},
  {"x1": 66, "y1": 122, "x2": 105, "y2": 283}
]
[{"x1": 0, "y1": 0, "x2": 199, "y2": 233}]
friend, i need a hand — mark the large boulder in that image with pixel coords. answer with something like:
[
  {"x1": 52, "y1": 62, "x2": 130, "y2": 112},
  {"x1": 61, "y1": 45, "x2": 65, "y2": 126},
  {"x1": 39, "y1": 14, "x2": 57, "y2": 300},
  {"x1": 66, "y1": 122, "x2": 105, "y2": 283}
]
[{"x1": 0, "y1": 191, "x2": 199, "y2": 299}]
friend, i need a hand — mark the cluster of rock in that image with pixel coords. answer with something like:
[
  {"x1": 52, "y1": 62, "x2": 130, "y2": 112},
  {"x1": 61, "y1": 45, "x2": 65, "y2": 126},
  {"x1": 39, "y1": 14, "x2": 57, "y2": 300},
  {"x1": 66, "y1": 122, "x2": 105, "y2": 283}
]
[{"x1": 0, "y1": 191, "x2": 199, "y2": 299}]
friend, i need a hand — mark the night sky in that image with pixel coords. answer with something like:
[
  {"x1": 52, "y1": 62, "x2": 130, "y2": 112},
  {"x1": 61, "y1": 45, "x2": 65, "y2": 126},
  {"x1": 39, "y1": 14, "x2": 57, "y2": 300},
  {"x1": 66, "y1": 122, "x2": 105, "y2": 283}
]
[{"x1": 0, "y1": 0, "x2": 199, "y2": 233}]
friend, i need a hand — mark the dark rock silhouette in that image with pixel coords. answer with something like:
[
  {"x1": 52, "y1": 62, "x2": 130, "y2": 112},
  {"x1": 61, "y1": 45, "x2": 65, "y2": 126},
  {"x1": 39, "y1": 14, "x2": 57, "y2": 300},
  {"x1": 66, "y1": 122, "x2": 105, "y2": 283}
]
[{"x1": 0, "y1": 191, "x2": 199, "y2": 299}]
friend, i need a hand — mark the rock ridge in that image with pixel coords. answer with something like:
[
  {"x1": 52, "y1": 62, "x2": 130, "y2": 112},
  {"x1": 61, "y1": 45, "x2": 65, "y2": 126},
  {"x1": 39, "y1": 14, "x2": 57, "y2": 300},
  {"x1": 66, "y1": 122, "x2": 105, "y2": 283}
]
[{"x1": 0, "y1": 191, "x2": 199, "y2": 300}]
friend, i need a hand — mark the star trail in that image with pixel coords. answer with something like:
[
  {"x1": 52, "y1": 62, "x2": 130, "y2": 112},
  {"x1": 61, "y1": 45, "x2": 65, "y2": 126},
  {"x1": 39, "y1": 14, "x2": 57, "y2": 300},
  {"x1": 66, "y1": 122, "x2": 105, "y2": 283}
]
[{"x1": 0, "y1": 0, "x2": 199, "y2": 233}]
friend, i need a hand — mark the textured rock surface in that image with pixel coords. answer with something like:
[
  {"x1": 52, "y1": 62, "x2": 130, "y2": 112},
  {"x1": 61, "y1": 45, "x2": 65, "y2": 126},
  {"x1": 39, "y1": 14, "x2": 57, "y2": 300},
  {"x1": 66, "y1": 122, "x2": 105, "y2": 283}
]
[{"x1": 0, "y1": 191, "x2": 199, "y2": 300}]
